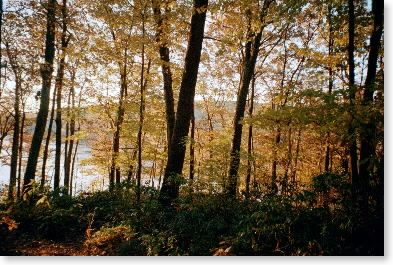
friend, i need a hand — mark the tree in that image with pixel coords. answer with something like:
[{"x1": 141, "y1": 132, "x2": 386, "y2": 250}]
[
  {"x1": 152, "y1": 0, "x2": 175, "y2": 148},
  {"x1": 347, "y1": 0, "x2": 359, "y2": 194},
  {"x1": 54, "y1": 0, "x2": 70, "y2": 192},
  {"x1": 227, "y1": 0, "x2": 273, "y2": 196},
  {"x1": 5, "y1": 42, "x2": 21, "y2": 201},
  {"x1": 358, "y1": 0, "x2": 383, "y2": 213},
  {"x1": 160, "y1": 0, "x2": 208, "y2": 203},
  {"x1": 23, "y1": 0, "x2": 57, "y2": 194}
]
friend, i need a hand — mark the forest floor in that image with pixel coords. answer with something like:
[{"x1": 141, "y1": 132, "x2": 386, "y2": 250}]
[{"x1": 5, "y1": 238, "x2": 83, "y2": 256}]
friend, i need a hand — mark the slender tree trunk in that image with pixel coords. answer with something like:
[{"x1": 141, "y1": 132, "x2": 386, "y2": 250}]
[
  {"x1": 63, "y1": 90, "x2": 71, "y2": 188},
  {"x1": 271, "y1": 127, "x2": 281, "y2": 193},
  {"x1": 41, "y1": 83, "x2": 57, "y2": 188},
  {"x1": 325, "y1": 4, "x2": 334, "y2": 173},
  {"x1": 291, "y1": 129, "x2": 302, "y2": 186},
  {"x1": 126, "y1": 150, "x2": 136, "y2": 182},
  {"x1": 54, "y1": 0, "x2": 69, "y2": 192},
  {"x1": 189, "y1": 105, "x2": 195, "y2": 181},
  {"x1": 8, "y1": 79, "x2": 20, "y2": 201},
  {"x1": 70, "y1": 139, "x2": 79, "y2": 197},
  {"x1": 5, "y1": 42, "x2": 21, "y2": 201},
  {"x1": 64, "y1": 73, "x2": 75, "y2": 194},
  {"x1": 136, "y1": 21, "x2": 151, "y2": 202},
  {"x1": 17, "y1": 108, "x2": 25, "y2": 199},
  {"x1": 283, "y1": 127, "x2": 293, "y2": 193},
  {"x1": 245, "y1": 75, "x2": 255, "y2": 197},
  {"x1": 110, "y1": 49, "x2": 127, "y2": 189},
  {"x1": 347, "y1": 0, "x2": 359, "y2": 195},
  {"x1": 227, "y1": 2, "x2": 272, "y2": 197},
  {"x1": 358, "y1": 0, "x2": 383, "y2": 214},
  {"x1": 159, "y1": 0, "x2": 208, "y2": 204},
  {"x1": 152, "y1": 0, "x2": 175, "y2": 148}
]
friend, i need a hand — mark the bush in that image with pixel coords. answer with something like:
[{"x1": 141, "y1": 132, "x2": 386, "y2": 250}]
[{"x1": 83, "y1": 225, "x2": 141, "y2": 255}]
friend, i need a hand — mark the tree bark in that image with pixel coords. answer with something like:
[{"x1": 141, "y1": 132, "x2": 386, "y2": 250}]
[
  {"x1": 41, "y1": 83, "x2": 57, "y2": 188},
  {"x1": 245, "y1": 75, "x2": 256, "y2": 197},
  {"x1": 159, "y1": 0, "x2": 208, "y2": 204},
  {"x1": 17, "y1": 107, "x2": 25, "y2": 200},
  {"x1": 189, "y1": 105, "x2": 195, "y2": 181}
]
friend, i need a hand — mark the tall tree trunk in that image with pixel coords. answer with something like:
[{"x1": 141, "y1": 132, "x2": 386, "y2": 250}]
[
  {"x1": 291, "y1": 129, "x2": 302, "y2": 186},
  {"x1": 23, "y1": 0, "x2": 56, "y2": 194},
  {"x1": 160, "y1": 0, "x2": 208, "y2": 204},
  {"x1": 54, "y1": 0, "x2": 69, "y2": 192},
  {"x1": 64, "y1": 72, "x2": 75, "y2": 194},
  {"x1": 271, "y1": 127, "x2": 281, "y2": 193},
  {"x1": 63, "y1": 90, "x2": 71, "y2": 188},
  {"x1": 41, "y1": 83, "x2": 57, "y2": 188},
  {"x1": 110, "y1": 49, "x2": 127, "y2": 190},
  {"x1": 245, "y1": 75, "x2": 256, "y2": 197},
  {"x1": 17, "y1": 108, "x2": 25, "y2": 199},
  {"x1": 0, "y1": 0, "x2": 3, "y2": 93},
  {"x1": 70, "y1": 139, "x2": 79, "y2": 197},
  {"x1": 283, "y1": 127, "x2": 293, "y2": 193},
  {"x1": 347, "y1": 0, "x2": 359, "y2": 194},
  {"x1": 325, "y1": 3, "x2": 334, "y2": 173},
  {"x1": 5, "y1": 42, "x2": 21, "y2": 201},
  {"x1": 136, "y1": 23, "x2": 151, "y2": 202},
  {"x1": 227, "y1": 2, "x2": 272, "y2": 197},
  {"x1": 358, "y1": 0, "x2": 383, "y2": 213},
  {"x1": 8, "y1": 78, "x2": 20, "y2": 201},
  {"x1": 189, "y1": 105, "x2": 195, "y2": 181},
  {"x1": 152, "y1": 0, "x2": 175, "y2": 148}
]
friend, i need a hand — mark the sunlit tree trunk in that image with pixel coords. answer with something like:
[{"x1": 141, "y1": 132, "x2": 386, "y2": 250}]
[
  {"x1": 291, "y1": 129, "x2": 302, "y2": 186},
  {"x1": 160, "y1": 0, "x2": 208, "y2": 204},
  {"x1": 189, "y1": 106, "x2": 195, "y2": 181},
  {"x1": 54, "y1": 0, "x2": 69, "y2": 193},
  {"x1": 64, "y1": 71, "x2": 75, "y2": 194},
  {"x1": 41, "y1": 84, "x2": 57, "y2": 188},
  {"x1": 17, "y1": 107, "x2": 25, "y2": 200}
]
